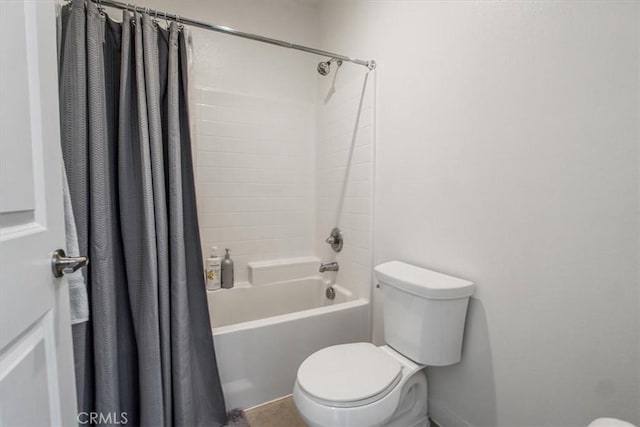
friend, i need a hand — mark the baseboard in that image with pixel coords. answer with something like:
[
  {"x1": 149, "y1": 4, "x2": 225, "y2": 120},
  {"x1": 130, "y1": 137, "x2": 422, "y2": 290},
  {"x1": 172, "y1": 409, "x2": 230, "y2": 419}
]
[{"x1": 429, "y1": 399, "x2": 472, "y2": 427}]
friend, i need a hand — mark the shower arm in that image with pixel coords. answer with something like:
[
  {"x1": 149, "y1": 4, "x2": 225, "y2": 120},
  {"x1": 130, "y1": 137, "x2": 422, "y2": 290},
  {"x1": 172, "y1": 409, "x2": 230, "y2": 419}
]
[{"x1": 87, "y1": 0, "x2": 377, "y2": 71}]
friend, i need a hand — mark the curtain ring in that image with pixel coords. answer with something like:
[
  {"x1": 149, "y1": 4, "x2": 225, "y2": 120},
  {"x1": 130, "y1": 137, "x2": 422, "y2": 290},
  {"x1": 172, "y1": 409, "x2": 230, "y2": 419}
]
[
  {"x1": 129, "y1": 4, "x2": 137, "y2": 26},
  {"x1": 97, "y1": 0, "x2": 105, "y2": 16}
]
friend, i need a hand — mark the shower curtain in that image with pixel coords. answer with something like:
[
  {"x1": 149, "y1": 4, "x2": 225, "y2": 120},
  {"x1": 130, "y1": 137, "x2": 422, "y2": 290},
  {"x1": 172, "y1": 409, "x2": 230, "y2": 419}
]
[{"x1": 58, "y1": 1, "x2": 227, "y2": 425}]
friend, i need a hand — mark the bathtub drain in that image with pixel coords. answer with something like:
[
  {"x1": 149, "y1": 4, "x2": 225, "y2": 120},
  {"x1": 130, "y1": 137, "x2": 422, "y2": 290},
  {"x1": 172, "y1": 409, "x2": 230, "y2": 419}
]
[{"x1": 325, "y1": 286, "x2": 336, "y2": 300}]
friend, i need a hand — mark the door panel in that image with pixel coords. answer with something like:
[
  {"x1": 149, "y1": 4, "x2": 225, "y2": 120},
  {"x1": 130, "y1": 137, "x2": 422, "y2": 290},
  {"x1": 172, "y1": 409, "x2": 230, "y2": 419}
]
[
  {"x1": 0, "y1": 312, "x2": 59, "y2": 426},
  {"x1": 0, "y1": 0, "x2": 35, "y2": 216},
  {"x1": 0, "y1": 0, "x2": 78, "y2": 425}
]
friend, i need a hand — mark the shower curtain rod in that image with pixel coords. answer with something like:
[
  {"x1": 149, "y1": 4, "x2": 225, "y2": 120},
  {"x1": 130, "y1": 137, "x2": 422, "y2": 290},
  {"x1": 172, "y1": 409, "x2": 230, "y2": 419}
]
[{"x1": 89, "y1": 0, "x2": 377, "y2": 70}]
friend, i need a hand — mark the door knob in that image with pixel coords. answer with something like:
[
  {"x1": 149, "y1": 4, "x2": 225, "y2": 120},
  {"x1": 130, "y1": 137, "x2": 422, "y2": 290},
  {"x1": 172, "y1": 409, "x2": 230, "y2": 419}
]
[{"x1": 51, "y1": 249, "x2": 89, "y2": 278}]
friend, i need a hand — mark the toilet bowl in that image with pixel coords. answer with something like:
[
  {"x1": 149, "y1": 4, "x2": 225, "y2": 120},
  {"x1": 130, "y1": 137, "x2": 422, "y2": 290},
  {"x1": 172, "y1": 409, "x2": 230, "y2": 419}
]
[
  {"x1": 293, "y1": 343, "x2": 428, "y2": 427},
  {"x1": 293, "y1": 261, "x2": 475, "y2": 427}
]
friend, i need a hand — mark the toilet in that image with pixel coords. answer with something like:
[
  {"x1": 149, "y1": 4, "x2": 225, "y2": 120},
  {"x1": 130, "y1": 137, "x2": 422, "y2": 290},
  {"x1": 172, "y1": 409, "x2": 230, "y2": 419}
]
[{"x1": 293, "y1": 260, "x2": 475, "y2": 427}]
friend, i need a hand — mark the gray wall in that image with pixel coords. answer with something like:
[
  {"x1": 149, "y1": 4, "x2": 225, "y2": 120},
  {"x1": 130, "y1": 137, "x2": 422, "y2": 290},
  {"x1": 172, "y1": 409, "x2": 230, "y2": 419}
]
[{"x1": 318, "y1": 1, "x2": 640, "y2": 425}]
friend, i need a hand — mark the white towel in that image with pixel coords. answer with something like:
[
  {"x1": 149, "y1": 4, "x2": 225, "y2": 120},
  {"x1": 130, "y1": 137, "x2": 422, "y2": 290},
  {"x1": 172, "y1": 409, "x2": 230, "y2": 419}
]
[{"x1": 63, "y1": 169, "x2": 89, "y2": 325}]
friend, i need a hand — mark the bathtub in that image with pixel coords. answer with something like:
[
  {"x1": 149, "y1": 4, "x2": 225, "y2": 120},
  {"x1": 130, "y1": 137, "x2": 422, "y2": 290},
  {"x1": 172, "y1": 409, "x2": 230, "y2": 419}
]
[{"x1": 208, "y1": 277, "x2": 370, "y2": 410}]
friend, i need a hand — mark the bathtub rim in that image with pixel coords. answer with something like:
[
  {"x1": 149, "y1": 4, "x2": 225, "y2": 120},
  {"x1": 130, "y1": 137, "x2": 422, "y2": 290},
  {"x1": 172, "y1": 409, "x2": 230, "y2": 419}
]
[{"x1": 211, "y1": 297, "x2": 369, "y2": 336}]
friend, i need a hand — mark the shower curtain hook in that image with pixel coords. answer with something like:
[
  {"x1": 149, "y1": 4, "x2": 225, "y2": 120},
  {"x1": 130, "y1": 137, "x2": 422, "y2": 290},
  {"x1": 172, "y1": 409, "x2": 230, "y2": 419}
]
[
  {"x1": 130, "y1": 3, "x2": 137, "y2": 26},
  {"x1": 98, "y1": 0, "x2": 106, "y2": 16}
]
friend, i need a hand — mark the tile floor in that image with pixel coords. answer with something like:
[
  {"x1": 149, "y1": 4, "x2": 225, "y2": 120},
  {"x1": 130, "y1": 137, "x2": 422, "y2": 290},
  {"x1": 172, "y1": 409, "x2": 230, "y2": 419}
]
[
  {"x1": 244, "y1": 395, "x2": 438, "y2": 427},
  {"x1": 244, "y1": 396, "x2": 307, "y2": 427}
]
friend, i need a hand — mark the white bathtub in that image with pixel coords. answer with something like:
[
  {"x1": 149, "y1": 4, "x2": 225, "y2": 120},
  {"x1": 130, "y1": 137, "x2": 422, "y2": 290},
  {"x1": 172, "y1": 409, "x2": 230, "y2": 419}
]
[{"x1": 208, "y1": 277, "x2": 370, "y2": 410}]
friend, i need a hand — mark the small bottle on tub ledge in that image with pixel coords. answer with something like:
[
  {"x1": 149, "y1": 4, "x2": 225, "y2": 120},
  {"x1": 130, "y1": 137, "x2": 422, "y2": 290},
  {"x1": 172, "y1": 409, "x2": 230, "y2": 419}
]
[
  {"x1": 205, "y1": 246, "x2": 221, "y2": 291},
  {"x1": 221, "y1": 248, "x2": 234, "y2": 289}
]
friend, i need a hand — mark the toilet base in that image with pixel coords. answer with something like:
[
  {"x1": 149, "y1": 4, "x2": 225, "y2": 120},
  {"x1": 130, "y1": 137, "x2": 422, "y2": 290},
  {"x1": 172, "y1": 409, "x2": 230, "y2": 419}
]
[{"x1": 385, "y1": 369, "x2": 428, "y2": 427}]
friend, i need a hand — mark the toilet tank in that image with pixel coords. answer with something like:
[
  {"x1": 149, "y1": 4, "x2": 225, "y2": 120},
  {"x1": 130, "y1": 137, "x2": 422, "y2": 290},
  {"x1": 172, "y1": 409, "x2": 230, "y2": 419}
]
[{"x1": 374, "y1": 261, "x2": 475, "y2": 366}]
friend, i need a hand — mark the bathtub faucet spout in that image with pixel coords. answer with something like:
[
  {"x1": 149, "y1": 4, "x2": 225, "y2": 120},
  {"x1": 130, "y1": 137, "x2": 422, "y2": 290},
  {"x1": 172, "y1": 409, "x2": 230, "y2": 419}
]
[{"x1": 319, "y1": 262, "x2": 339, "y2": 273}]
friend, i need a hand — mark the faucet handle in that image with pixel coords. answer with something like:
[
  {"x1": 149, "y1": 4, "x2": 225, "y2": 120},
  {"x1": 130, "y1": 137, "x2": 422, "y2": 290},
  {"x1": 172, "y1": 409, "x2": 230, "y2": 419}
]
[{"x1": 325, "y1": 227, "x2": 343, "y2": 252}]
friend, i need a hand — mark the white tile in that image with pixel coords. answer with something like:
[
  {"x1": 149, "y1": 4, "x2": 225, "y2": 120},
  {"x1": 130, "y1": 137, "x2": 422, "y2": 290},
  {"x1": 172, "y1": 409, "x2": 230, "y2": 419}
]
[
  {"x1": 194, "y1": 89, "x2": 316, "y2": 281},
  {"x1": 316, "y1": 77, "x2": 374, "y2": 300}
]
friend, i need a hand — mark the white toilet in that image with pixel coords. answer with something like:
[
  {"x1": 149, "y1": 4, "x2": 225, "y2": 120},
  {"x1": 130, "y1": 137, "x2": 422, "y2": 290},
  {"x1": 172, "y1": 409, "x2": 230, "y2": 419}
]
[{"x1": 293, "y1": 260, "x2": 475, "y2": 427}]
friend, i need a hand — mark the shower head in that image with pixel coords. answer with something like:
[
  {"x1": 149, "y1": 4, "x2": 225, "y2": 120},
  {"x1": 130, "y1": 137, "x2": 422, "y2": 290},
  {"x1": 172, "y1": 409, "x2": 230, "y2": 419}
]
[
  {"x1": 317, "y1": 58, "x2": 342, "y2": 76},
  {"x1": 317, "y1": 61, "x2": 331, "y2": 76}
]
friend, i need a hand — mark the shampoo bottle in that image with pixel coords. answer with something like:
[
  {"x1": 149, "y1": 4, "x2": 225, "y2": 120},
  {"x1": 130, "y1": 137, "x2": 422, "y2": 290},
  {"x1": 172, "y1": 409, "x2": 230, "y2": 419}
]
[
  {"x1": 205, "y1": 246, "x2": 221, "y2": 291},
  {"x1": 221, "y1": 248, "x2": 234, "y2": 289}
]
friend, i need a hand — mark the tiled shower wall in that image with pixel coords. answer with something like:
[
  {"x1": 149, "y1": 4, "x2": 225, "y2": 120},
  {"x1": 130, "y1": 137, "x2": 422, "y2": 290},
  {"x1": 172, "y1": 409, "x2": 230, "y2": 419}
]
[
  {"x1": 316, "y1": 73, "x2": 375, "y2": 301},
  {"x1": 193, "y1": 88, "x2": 316, "y2": 283}
]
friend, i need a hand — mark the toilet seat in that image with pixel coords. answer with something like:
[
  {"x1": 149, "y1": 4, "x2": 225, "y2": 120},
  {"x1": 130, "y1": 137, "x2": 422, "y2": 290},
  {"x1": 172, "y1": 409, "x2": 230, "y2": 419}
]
[
  {"x1": 293, "y1": 344, "x2": 427, "y2": 427},
  {"x1": 297, "y1": 343, "x2": 402, "y2": 407}
]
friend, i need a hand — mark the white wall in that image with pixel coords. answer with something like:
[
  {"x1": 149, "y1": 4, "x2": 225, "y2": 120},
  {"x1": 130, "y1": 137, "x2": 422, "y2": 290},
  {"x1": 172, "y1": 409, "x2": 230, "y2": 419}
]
[
  {"x1": 138, "y1": 0, "x2": 319, "y2": 104},
  {"x1": 194, "y1": 89, "x2": 315, "y2": 283},
  {"x1": 138, "y1": 0, "x2": 320, "y2": 283},
  {"x1": 315, "y1": 69, "x2": 375, "y2": 300},
  {"x1": 319, "y1": 1, "x2": 640, "y2": 426}
]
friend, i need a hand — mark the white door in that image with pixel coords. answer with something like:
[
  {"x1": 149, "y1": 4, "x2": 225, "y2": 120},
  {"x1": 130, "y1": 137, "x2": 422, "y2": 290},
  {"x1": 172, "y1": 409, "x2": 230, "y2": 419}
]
[{"x1": 0, "y1": 0, "x2": 78, "y2": 425}]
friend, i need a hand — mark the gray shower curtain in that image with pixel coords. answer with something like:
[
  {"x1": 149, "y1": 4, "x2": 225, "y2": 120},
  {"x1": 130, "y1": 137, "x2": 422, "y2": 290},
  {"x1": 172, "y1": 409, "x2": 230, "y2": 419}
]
[{"x1": 58, "y1": 1, "x2": 227, "y2": 425}]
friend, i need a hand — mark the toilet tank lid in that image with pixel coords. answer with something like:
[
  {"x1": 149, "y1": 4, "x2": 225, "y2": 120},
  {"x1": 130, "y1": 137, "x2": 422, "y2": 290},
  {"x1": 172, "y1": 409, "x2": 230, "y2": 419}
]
[{"x1": 374, "y1": 261, "x2": 474, "y2": 299}]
